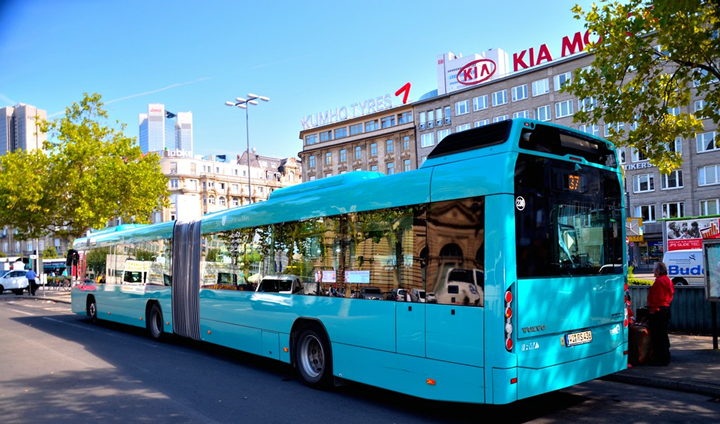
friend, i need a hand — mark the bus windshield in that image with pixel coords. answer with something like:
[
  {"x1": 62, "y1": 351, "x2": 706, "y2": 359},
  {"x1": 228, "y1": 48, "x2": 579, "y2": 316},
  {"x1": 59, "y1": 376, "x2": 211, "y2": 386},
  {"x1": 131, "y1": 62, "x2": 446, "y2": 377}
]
[{"x1": 515, "y1": 154, "x2": 624, "y2": 277}]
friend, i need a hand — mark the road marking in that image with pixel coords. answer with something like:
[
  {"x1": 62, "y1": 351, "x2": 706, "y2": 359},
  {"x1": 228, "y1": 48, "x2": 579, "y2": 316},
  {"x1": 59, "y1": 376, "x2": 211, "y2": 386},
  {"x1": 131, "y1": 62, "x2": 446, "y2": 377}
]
[{"x1": 9, "y1": 308, "x2": 34, "y2": 316}]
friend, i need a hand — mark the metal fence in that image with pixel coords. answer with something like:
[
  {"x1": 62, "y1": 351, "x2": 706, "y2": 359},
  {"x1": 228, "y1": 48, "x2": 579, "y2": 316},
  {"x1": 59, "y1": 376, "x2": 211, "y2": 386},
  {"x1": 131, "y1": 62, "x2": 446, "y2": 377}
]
[{"x1": 628, "y1": 285, "x2": 718, "y2": 334}]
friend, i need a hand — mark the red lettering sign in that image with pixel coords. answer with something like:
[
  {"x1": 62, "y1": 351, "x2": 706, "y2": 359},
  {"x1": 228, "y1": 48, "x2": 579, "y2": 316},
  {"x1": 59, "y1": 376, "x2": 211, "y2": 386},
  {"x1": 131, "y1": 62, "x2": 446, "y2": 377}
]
[{"x1": 457, "y1": 59, "x2": 496, "y2": 86}]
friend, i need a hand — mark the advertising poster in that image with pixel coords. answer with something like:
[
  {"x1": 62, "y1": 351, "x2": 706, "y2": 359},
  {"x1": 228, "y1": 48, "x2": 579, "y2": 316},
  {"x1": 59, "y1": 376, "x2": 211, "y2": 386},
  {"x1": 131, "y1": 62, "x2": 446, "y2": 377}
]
[
  {"x1": 666, "y1": 217, "x2": 720, "y2": 251},
  {"x1": 704, "y1": 240, "x2": 720, "y2": 301}
]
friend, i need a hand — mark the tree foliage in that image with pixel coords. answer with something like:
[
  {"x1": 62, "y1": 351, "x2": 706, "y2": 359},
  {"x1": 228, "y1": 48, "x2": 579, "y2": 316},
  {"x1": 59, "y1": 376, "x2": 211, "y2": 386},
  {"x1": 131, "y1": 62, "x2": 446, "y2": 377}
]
[
  {"x1": 0, "y1": 93, "x2": 170, "y2": 241},
  {"x1": 564, "y1": 0, "x2": 720, "y2": 173}
]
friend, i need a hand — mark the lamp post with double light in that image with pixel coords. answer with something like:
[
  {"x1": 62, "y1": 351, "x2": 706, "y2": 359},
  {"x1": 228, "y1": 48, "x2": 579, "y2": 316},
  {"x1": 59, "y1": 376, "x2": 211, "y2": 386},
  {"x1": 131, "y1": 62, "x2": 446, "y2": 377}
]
[{"x1": 225, "y1": 93, "x2": 270, "y2": 204}]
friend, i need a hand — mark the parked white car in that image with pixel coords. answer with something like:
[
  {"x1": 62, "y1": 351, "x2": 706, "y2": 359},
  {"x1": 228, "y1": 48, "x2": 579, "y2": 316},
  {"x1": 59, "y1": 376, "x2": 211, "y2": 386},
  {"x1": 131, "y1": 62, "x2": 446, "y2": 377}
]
[{"x1": 0, "y1": 269, "x2": 29, "y2": 295}]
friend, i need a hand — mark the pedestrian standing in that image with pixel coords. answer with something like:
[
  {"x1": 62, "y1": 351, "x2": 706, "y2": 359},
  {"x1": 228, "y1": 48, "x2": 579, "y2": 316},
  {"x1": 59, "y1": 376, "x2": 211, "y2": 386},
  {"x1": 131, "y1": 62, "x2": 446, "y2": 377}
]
[
  {"x1": 26, "y1": 268, "x2": 38, "y2": 296},
  {"x1": 647, "y1": 261, "x2": 674, "y2": 366}
]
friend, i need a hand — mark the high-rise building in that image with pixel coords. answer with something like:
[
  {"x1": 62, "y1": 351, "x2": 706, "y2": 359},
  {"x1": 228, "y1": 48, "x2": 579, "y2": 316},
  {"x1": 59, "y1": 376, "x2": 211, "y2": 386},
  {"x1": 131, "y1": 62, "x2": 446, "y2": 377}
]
[
  {"x1": 138, "y1": 103, "x2": 193, "y2": 154},
  {"x1": 0, "y1": 103, "x2": 47, "y2": 154}
]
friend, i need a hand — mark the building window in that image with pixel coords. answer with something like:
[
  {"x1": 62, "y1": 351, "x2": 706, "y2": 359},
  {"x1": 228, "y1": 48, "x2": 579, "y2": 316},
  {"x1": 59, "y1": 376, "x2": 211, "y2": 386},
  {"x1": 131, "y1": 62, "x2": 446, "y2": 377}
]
[
  {"x1": 667, "y1": 106, "x2": 681, "y2": 116},
  {"x1": 306, "y1": 134, "x2": 318, "y2": 145},
  {"x1": 325, "y1": 152, "x2": 332, "y2": 165},
  {"x1": 667, "y1": 137, "x2": 682, "y2": 155},
  {"x1": 511, "y1": 84, "x2": 528, "y2": 102},
  {"x1": 233, "y1": 198, "x2": 239, "y2": 207},
  {"x1": 350, "y1": 123, "x2": 363, "y2": 136},
  {"x1": 555, "y1": 100, "x2": 574, "y2": 118},
  {"x1": 309, "y1": 155, "x2": 316, "y2": 168},
  {"x1": 437, "y1": 129, "x2": 451, "y2": 142},
  {"x1": 170, "y1": 162, "x2": 177, "y2": 173},
  {"x1": 355, "y1": 146, "x2": 362, "y2": 160},
  {"x1": 387, "y1": 162, "x2": 395, "y2": 175},
  {"x1": 662, "y1": 202, "x2": 684, "y2": 219},
  {"x1": 553, "y1": 72, "x2": 572, "y2": 90},
  {"x1": 492, "y1": 115, "x2": 509, "y2": 123},
  {"x1": 170, "y1": 179, "x2": 179, "y2": 188},
  {"x1": 699, "y1": 165, "x2": 720, "y2": 186},
  {"x1": 512, "y1": 110, "x2": 530, "y2": 119},
  {"x1": 633, "y1": 173, "x2": 655, "y2": 192},
  {"x1": 365, "y1": 120, "x2": 379, "y2": 132},
  {"x1": 579, "y1": 124, "x2": 599, "y2": 136},
  {"x1": 474, "y1": 119, "x2": 489, "y2": 127},
  {"x1": 635, "y1": 205, "x2": 656, "y2": 223},
  {"x1": 219, "y1": 197, "x2": 226, "y2": 206},
  {"x1": 472, "y1": 95, "x2": 488, "y2": 111},
  {"x1": 404, "y1": 159, "x2": 411, "y2": 172},
  {"x1": 661, "y1": 170, "x2": 683, "y2": 189},
  {"x1": 319, "y1": 131, "x2": 332, "y2": 142},
  {"x1": 697, "y1": 131, "x2": 717, "y2": 153},
  {"x1": 340, "y1": 149, "x2": 347, "y2": 163},
  {"x1": 579, "y1": 97, "x2": 596, "y2": 112},
  {"x1": 370, "y1": 143, "x2": 378, "y2": 157},
  {"x1": 631, "y1": 148, "x2": 648, "y2": 162},
  {"x1": 456, "y1": 124, "x2": 471, "y2": 132},
  {"x1": 402, "y1": 136, "x2": 410, "y2": 150},
  {"x1": 370, "y1": 165, "x2": 378, "y2": 171},
  {"x1": 427, "y1": 110, "x2": 435, "y2": 129},
  {"x1": 444, "y1": 106, "x2": 451, "y2": 124},
  {"x1": 421, "y1": 133, "x2": 434, "y2": 148},
  {"x1": 386, "y1": 139, "x2": 394, "y2": 154},
  {"x1": 605, "y1": 122, "x2": 625, "y2": 137},
  {"x1": 492, "y1": 90, "x2": 508, "y2": 106},
  {"x1": 398, "y1": 111, "x2": 413, "y2": 124},
  {"x1": 455, "y1": 100, "x2": 470, "y2": 115},
  {"x1": 334, "y1": 127, "x2": 348, "y2": 139},
  {"x1": 695, "y1": 100, "x2": 707, "y2": 119},
  {"x1": 381, "y1": 115, "x2": 395, "y2": 128},
  {"x1": 700, "y1": 198, "x2": 720, "y2": 215},
  {"x1": 435, "y1": 108, "x2": 443, "y2": 126},
  {"x1": 532, "y1": 78, "x2": 550, "y2": 96},
  {"x1": 536, "y1": 105, "x2": 551, "y2": 121},
  {"x1": 418, "y1": 111, "x2": 426, "y2": 129}
]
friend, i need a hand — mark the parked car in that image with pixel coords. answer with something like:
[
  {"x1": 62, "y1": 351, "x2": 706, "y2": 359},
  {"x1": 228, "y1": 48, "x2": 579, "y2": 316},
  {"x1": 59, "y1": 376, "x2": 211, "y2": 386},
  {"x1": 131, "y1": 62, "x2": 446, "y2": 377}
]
[
  {"x1": 411, "y1": 289, "x2": 426, "y2": 303},
  {"x1": 359, "y1": 286, "x2": 384, "y2": 300},
  {"x1": 432, "y1": 268, "x2": 484, "y2": 306},
  {"x1": 255, "y1": 275, "x2": 304, "y2": 294},
  {"x1": 0, "y1": 269, "x2": 29, "y2": 295}
]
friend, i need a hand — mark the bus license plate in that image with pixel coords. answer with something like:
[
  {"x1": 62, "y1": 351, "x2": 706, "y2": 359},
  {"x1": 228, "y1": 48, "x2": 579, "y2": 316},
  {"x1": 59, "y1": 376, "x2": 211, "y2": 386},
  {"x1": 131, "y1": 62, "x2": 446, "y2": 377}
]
[{"x1": 565, "y1": 330, "x2": 592, "y2": 347}]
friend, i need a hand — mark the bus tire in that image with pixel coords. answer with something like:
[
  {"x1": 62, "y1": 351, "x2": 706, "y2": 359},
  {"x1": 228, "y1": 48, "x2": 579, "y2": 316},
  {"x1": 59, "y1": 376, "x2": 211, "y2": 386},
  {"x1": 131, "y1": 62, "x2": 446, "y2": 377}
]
[
  {"x1": 147, "y1": 303, "x2": 164, "y2": 340},
  {"x1": 87, "y1": 296, "x2": 97, "y2": 323},
  {"x1": 294, "y1": 325, "x2": 333, "y2": 388}
]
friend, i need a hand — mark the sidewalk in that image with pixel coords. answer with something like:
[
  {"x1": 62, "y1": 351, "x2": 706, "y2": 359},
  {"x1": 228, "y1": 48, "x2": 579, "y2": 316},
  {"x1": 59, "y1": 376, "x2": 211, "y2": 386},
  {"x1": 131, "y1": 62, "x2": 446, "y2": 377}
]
[
  {"x1": 604, "y1": 333, "x2": 720, "y2": 398},
  {"x1": 17, "y1": 289, "x2": 720, "y2": 398}
]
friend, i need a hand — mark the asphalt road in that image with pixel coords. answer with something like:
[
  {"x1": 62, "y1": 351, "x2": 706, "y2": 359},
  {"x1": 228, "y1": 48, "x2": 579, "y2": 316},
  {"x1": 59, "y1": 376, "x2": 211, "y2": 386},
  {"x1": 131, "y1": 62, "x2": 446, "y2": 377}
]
[{"x1": 1, "y1": 296, "x2": 719, "y2": 424}]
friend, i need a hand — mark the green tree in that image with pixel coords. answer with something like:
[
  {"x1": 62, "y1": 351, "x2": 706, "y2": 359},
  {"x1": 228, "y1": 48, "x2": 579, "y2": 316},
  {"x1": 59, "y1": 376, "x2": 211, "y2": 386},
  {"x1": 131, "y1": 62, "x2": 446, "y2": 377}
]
[
  {"x1": 564, "y1": 0, "x2": 720, "y2": 173},
  {"x1": 41, "y1": 245, "x2": 60, "y2": 259},
  {"x1": 0, "y1": 93, "x2": 170, "y2": 241}
]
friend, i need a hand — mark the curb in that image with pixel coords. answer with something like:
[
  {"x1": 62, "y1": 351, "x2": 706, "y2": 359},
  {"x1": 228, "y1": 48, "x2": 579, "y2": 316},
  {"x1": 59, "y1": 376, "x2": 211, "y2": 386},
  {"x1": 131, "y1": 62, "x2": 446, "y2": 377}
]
[{"x1": 603, "y1": 373, "x2": 720, "y2": 398}]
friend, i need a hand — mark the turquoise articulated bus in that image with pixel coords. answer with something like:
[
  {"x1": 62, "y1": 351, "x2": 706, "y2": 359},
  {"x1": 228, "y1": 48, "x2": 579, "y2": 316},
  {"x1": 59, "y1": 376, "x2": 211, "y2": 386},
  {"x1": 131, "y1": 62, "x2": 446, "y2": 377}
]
[{"x1": 71, "y1": 119, "x2": 628, "y2": 404}]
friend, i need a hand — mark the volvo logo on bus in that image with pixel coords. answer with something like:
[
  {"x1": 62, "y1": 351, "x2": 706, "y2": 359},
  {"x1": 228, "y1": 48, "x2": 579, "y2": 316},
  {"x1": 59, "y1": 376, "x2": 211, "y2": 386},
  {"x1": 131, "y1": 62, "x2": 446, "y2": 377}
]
[
  {"x1": 457, "y1": 59, "x2": 497, "y2": 86},
  {"x1": 522, "y1": 325, "x2": 546, "y2": 333}
]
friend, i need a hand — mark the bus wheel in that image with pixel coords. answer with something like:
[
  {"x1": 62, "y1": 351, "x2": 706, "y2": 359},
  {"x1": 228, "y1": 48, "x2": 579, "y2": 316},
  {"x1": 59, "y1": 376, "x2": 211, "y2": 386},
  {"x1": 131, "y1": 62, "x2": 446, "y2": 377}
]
[
  {"x1": 147, "y1": 303, "x2": 164, "y2": 340},
  {"x1": 87, "y1": 296, "x2": 97, "y2": 323},
  {"x1": 294, "y1": 326, "x2": 333, "y2": 388}
]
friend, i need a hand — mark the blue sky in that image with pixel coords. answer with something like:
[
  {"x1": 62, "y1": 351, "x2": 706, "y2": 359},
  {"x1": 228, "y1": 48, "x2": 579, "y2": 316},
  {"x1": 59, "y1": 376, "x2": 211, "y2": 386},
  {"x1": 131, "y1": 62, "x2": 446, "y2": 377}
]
[{"x1": 0, "y1": 0, "x2": 597, "y2": 160}]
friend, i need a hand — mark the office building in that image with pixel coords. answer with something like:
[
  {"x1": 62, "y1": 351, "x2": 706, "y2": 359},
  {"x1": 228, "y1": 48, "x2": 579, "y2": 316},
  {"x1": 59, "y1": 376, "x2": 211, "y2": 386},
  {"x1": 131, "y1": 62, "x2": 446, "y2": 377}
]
[
  {"x1": 0, "y1": 103, "x2": 47, "y2": 154},
  {"x1": 139, "y1": 103, "x2": 193, "y2": 154}
]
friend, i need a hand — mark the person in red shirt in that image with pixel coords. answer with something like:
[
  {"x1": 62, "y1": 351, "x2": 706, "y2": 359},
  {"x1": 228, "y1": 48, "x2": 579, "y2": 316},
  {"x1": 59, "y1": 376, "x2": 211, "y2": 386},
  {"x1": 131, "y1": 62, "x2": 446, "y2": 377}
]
[{"x1": 647, "y1": 261, "x2": 674, "y2": 365}]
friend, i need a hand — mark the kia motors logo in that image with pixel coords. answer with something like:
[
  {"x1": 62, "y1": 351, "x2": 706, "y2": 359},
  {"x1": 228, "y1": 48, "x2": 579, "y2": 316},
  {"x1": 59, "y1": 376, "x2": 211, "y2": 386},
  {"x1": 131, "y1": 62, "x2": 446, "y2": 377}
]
[{"x1": 457, "y1": 59, "x2": 496, "y2": 86}]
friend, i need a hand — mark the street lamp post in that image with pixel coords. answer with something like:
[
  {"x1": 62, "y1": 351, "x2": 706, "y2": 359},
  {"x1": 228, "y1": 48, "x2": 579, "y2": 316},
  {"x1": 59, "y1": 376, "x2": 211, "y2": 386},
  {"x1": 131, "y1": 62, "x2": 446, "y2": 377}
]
[{"x1": 225, "y1": 93, "x2": 270, "y2": 205}]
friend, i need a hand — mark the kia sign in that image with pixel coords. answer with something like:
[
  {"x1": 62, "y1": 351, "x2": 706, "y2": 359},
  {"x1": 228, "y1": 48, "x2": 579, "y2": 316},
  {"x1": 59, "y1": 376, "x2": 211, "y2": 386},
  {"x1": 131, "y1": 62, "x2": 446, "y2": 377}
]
[{"x1": 457, "y1": 59, "x2": 496, "y2": 86}]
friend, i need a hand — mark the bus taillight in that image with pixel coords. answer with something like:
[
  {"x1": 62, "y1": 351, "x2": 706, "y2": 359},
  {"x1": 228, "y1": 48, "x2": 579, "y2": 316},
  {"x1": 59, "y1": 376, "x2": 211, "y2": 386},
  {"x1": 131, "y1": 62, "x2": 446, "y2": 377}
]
[{"x1": 504, "y1": 286, "x2": 514, "y2": 352}]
